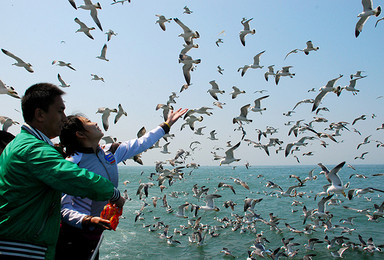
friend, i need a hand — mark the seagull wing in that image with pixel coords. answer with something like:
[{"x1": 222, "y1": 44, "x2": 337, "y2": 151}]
[
  {"x1": 174, "y1": 18, "x2": 192, "y2": 33},
  {"x1": 90, "y1": 7, "x2": 103, "y2": 31},
  {"x1": 1, "y1": 49, "x2": 24, "y2": 64}
]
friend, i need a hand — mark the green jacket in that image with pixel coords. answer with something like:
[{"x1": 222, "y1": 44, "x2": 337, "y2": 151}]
[{"x1": 0, "y1": 129, "x2": 116, "y2": 259}]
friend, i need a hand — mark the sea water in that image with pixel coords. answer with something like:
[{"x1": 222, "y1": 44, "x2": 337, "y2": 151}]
[{"x1": 100, "y1": 165, "x2": 384, "y2": 259}]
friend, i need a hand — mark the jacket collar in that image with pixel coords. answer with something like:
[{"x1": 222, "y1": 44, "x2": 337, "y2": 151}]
[{"x1": 21, "y1": 124, "x2": 54, "y2": 146}]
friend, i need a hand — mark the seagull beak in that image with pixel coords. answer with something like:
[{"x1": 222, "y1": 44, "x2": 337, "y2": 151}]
[{"x1": 341, "y1": 191, "x2": 346, "y2": 197}]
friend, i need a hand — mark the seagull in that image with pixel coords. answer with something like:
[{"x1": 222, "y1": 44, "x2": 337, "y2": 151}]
[
  {"x1": 239, "y1": 18, "x2": 256, "y2": 46},
  {"x1": 293, "y1": 98, "x2": 314, "y2": 110},
  {"x1": 275, "y1": 66, "x2": 295, "y2": 85},
  {"x1": 208, "y1": 80, "x2": 225, "y2": 101},
  {"x1": 232, "y1": 177, "x2": 250, "y2": 190},
  {"x1": 284, "y1": 48, "x2": 303, "y2": 60},
  {"x1": 161, "y1": 142, "x2": 171, "y2": 154},
  {"x1": 264, "y1": 65, "x2": 276, "y2": 81},
  {"x1": 355, "y1": 0, "x2": 381, "y2": 37},
  {"x1": 156, "y1": 103, "x2": 173, "y2": 121},
  {"x1": 375, "y1": 16, "x2": 384, "y2": 27},
  {"x1": 91, "y1": 74, "x2": 105, "y2": 82},
  {"x1": 218, "y1": 182, "x2": 236, "y2": 194},
  {"x1": 215, "y1": 38, "x2": 223, "y2": 47},
  {"x1": 179, "y1": 54, "x2": 201, "y2": 85},
  {"x1": 318, "y1": 161, "x2": 348, "y2": 196},
  {"x1": 96, "y1": 44, "x2": 109, "y2": 61},
  {"x1": 155, "y1": 15, "x2": 172, "y2": 31},
  {"x1": 330, "y1": 247, "x2": 349, "y2": 258},
  {"x1": 285, "y1": 137, "x2": 312, "y2": 157},
  {"x1": 96, "y1": 107, "x2": 117, "y2": 131},
  {"x1": 238, "y1": 50, "x2": 265, "y2": 76},
  {"x1": 219, "y1": 142, "x2": 241, "y2": 165},
  {"x1": 78, "y1": 0, "x2": 103, "y2": 31},
  {"x1": 1, "y1": 49, "x2": 33, "y2": 73},
  {"x1": 176, "y1": 202, "x2": 189, "y2": 218},
  {"x1": 114, "y1": 104, "x2": 127, "y2": 124},
  {"x1": 74, "y1": 17, "x2": 95, "y2": 39},
  {"x1": 217, "y1": 65, "x2": 224, "y2": 75},
  {"x1": 0, "y1": 80, "x2": 20, "y2": 99},
  {"x1": 52, "y1": 60, "x2": 76, "y2": 71},
  {"x1": 105, "y1": 29, "x2": 117, "y2": 41},
  {"x1": 355, "y1": 152, "x2": 369, "y2": 160},
  {"x1": 312, "y1": 74, "x2": 343, "y2": 112},
  {"x1": 200, "y1": 194, "x2": 221, "y2": 211},
  {"x1": 0, "y1": 116, "x2": 19, "y2": 132},
  {"x1": 68, "y1": 0, "x2": 77, "y2": 9},
  {"x1": 194, "y1": 126, "x2": 206, "y2": 135},
  {"x1": 233, "y1": 104, "x2": 252, "y2": 124},
  {"x1": 180, "y1": 115, "x2": 203, "y2": 131},
  {"x1": 350, "y1": 70, "x2": 367, "y2": 79},
  {"x1": 173, "y1": 18, "x2": 199, "y2": 45},
  {"x1": 57, "y1": 73, "x2": 70, "y2": 88},
  {"x1": 250, "y1": 95, "x2": 269, "y2": 114},
  {"x1": 311, "y1": 194, "x2": 334, "y2": 218},
  {"x1": 183, "y1": 6, "x2": 193, "y2": 14},
  {"x1": 303, "y1": 40, "x2": 319, "y2": 55},
  {"x1": 208, "y1": 130, "x2": 218, "y2": 140},
  {"x1": 213, "y1": 101, "x2": 225, "y2": 109},
  {"x1": 230, "y1": 86, "x2": 246, "y2": 99},
  {"x1": 357, "y1": 135, "x2": 371, "y2": 149},
  {"x1": 352, "y1": 114, "x2": 366, "y2": 125},
  {"x1": 343, "y1": 78, "x2": 361, "y2": 95},
  {"x1": 111, "y1": 0, "x2": 130, "y2": 5}
]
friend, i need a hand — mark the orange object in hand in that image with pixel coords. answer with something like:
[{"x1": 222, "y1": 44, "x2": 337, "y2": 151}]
[{"x1": 100, "y1": 203, "x2": 123, "y2": 231}]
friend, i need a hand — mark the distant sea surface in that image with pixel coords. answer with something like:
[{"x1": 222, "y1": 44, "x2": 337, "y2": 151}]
[{"x1": 99, "y1": 165, "x2": 384, "y2": 259}]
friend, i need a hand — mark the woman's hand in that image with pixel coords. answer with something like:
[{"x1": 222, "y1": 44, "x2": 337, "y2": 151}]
[{"x1": 165, "y1": 108, "x2": 188, "y2": 127}]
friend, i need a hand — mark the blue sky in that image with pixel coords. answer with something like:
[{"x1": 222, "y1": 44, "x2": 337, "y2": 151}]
[{"x1": 1, "y1": 0, "x2": 384, "y2": 166}]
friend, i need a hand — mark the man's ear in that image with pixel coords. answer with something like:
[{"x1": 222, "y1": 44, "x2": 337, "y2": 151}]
[{"x1": 34, "y1": 108, "x2": 46, "y2": 123}]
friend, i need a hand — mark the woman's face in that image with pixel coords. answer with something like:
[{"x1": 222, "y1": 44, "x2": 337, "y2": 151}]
[{"x1": 78, "y1": 116, "x2": 104, "y2": 142}]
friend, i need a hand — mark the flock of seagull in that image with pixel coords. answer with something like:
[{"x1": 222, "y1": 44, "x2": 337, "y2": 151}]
[{"x1": 1, "y1": 0, "x2": 384, "y2": 259}]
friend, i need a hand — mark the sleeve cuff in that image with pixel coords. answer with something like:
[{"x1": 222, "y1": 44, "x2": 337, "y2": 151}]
[
  {"x1": 159, "y1": 122, "x2": 170, "y2": 134},
  {"x1": 110, "y1": 187, "x2": 121, "y2": 201}
]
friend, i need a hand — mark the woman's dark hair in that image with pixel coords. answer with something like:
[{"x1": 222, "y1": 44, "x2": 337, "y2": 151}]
[
  {"x1": 0, "y1": 131, "x2": 15, "y2": 155},
  {"x1": 59, "y1": 115, "x2": 86, "y2": 157},
  {"x1": 21, "y1": 83, "x2": 65, "y2": 123}
]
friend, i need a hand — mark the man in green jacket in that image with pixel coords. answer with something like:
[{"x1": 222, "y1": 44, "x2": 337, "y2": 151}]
[{"x1": 0, "y1": 83, "x2": 125, "y2": 259}]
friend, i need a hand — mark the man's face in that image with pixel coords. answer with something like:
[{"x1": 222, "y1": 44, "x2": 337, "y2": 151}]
[{"x1": 42, "y1": 96, "x2": 66, "y2": 139}]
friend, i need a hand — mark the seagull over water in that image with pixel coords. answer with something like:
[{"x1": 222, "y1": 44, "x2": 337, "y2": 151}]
[
  {"x1": 239, "y1": 18, "x2": 256, "y2": 46},
  {"x1": 1, "y1": 49, "x2": 33, "y2": 73},
  {"x1": 220, "y1": 142, "x2": 241, "y2": 165},
  {"x1": 355, "y1": 0, "x2": 381, "y2": 37}
]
